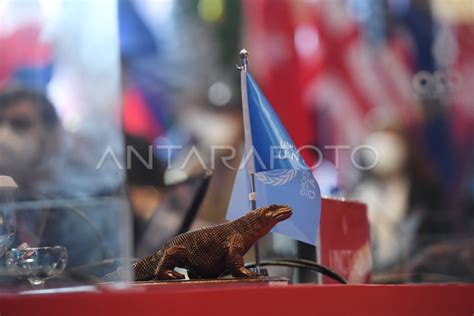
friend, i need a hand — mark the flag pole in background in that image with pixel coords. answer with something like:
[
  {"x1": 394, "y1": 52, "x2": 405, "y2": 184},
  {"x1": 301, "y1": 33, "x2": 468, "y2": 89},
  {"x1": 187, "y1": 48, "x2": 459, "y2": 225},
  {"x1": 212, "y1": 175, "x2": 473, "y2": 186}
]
[{"x1": 238, "y1": 48, "x2": 262, "y2": 274}]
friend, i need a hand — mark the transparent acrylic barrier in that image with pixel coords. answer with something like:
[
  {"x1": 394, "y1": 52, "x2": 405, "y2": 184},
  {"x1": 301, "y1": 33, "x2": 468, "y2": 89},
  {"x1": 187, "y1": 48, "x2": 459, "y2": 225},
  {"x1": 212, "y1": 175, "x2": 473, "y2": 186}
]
[
  {"x1": 0, "y1": 0, "x2": 131, "y2": 291},
  {"x1": 1, "y1": 198, "x2": 130, "y2": 289}
]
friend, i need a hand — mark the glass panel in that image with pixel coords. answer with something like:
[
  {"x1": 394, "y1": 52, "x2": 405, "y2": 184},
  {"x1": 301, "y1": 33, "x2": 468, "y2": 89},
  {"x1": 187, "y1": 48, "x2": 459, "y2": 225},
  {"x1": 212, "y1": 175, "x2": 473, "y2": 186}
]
[{"x1": 0, "y1": 0, "x2": 131, "y2": 290}]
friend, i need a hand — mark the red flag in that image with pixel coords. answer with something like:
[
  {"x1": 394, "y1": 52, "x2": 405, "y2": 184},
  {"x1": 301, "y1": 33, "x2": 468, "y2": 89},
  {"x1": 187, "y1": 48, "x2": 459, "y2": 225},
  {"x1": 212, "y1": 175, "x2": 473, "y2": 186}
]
[
  {"x1": 122, "y1": 85, "x2": 163, "y2": 143},
  {"x1": 298, "y1": 1, "x2": 420, "y2": 150},
  {"x1": 0, "y1": 24, "x2": 51, "y2": 85},
  {"x1": 242, "y1": 0, "x2": 317, "y2": 164}
]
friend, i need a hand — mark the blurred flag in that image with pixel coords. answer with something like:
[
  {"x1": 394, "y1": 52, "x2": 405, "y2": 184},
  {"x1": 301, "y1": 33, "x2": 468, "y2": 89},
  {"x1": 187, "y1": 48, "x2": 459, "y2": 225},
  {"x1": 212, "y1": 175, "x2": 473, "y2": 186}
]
[
  {"x1": 226, "y1": 73, "x2": 321, "y2": 245},
  {"x1": 242, "y1": 0, "x2": 317, "y2": 164},
  {"x1": 0, "y1": 24, "x2": 52, "y2": 90},
  {"x1": 119, "y1": 0, "x2": 158, "y2": 60},
  {"x1": 292, "y1": 0, "x2": 421, "y2": 184},
  {"x1": 122, "y1": 85, "x2": 163, "y2": 143},
  {"x1": 119, "y1": 0, "x2": 170, "y2": 142}
]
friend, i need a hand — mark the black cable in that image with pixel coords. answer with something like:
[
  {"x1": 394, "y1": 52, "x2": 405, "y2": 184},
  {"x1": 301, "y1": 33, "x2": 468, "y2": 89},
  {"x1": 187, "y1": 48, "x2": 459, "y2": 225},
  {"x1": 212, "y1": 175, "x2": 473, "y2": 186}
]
[{"x1": 245, "y1": 258, "x2": 348, "y2": 284}]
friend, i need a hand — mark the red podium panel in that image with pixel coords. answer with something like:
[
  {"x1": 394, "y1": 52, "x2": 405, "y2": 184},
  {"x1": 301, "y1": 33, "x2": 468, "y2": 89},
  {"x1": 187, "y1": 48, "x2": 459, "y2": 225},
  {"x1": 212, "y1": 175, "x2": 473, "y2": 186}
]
[
  {"x1": 0, "y1": 284, "x2": 472, "y2": 316},
  {"x1": 320, "y1": 198, "x2": 371, "y2": 284}
]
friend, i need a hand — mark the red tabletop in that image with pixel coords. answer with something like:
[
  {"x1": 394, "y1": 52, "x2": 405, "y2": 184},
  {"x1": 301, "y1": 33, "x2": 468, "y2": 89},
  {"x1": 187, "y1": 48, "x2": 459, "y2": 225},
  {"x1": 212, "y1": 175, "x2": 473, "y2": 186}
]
[{"x1": 0, "y1": 283, "x2": 472, "y2": 316}]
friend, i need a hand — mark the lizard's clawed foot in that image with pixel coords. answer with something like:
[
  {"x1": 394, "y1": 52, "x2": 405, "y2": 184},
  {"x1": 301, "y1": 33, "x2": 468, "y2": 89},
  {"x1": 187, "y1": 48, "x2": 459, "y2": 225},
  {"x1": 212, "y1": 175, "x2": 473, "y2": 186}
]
[
  {"x1": 233, "y1": 267, "x2": 259, "y2": 278},
  {"x1": 159, "y1": 269, "x2": 186, "y2": 280}
]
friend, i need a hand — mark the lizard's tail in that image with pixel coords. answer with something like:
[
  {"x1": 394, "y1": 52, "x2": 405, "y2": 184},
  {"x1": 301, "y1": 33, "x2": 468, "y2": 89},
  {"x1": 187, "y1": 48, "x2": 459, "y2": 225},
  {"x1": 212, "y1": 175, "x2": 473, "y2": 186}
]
[
  {"x1": 102, "y1": 266, "x2": 126, "y2": 282},
  {"x1": 102, "y1": 251, "x2": 164, "y2": 282},
  {"x1": 133, "y1": 251, "x2": 164, "y2": 281}
]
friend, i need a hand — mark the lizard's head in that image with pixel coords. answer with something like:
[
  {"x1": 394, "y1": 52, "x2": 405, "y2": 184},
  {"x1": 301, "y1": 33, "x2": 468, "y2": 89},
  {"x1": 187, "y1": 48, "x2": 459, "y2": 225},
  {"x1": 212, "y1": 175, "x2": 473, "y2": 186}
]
[{"x1": 258, "y1": 204, "x2": 293, "y2": 225}]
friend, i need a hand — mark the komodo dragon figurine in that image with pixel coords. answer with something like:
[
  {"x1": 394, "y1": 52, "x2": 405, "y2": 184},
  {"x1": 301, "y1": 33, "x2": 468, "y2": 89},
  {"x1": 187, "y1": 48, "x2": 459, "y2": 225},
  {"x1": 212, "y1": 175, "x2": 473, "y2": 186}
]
[{"x1": 105, "y1": 204, "x2": 292, "y2": 281}]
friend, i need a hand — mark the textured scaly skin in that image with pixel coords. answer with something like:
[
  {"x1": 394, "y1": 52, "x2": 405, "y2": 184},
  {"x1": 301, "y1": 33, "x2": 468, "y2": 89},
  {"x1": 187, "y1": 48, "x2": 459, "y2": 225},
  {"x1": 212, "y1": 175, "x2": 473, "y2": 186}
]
[{"x1": 106, "y1": 204, "x2": 292, "y2": 281}]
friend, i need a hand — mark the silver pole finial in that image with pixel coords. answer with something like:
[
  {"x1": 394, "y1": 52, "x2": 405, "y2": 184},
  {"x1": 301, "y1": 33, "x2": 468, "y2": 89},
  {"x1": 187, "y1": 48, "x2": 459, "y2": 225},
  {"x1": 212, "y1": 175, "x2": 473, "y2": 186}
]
[{"x1": 239, "y1": 48, "x2": 248, "y2": 71}]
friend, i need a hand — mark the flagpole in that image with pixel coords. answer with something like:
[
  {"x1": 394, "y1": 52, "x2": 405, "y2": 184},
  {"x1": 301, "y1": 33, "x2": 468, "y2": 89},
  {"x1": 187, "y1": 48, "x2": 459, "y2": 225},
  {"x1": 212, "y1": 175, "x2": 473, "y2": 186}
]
[{"x1": 238, "y1": 48, "x2": 262, "y2": 274}]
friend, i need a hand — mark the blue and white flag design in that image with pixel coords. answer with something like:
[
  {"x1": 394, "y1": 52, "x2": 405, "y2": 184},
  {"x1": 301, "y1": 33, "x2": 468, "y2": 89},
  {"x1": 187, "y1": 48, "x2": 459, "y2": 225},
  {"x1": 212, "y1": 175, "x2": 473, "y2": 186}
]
[{"x1": 226, "y1": 73, "x2": 321, "y2": 245}]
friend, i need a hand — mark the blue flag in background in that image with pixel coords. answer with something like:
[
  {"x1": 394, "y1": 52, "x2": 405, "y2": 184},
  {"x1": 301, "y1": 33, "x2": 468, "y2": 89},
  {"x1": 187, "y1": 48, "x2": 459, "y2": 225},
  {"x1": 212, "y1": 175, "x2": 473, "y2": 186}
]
[{"x1": 226, "y1": 73, "x2": 321, "y2": 245}]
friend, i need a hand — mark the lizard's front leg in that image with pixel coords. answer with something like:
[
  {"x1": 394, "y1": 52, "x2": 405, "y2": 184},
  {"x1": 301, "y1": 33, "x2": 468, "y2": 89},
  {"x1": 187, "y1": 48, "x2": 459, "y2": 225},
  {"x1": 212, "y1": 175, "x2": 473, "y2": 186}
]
[
  {"x1": 225, "y1": 233, "x2": 258, "y2": 278},
  {"x1": 155, "y1": 245, "x2": 191, "y2": 280}
]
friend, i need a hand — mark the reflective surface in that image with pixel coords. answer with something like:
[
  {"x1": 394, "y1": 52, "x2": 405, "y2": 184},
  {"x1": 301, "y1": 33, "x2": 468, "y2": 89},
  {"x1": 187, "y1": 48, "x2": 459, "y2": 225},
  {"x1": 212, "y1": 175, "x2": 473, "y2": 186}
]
[
  {"x1": 0, "y1": 0, "x2": 130, "y2": 287},
  {"x1": 0, "y1": 189, "x2": 16, "y2": 257},
  {"x1": 6, "y1": 246, "x2": 67, "y2": 285}
]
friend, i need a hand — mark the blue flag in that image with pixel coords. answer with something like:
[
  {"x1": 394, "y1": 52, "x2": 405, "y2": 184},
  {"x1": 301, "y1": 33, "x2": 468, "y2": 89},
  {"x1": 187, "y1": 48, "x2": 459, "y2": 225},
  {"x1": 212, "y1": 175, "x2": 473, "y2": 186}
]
[{"x1": 226, "y1": 73, "x2": 321, "y2": 245}]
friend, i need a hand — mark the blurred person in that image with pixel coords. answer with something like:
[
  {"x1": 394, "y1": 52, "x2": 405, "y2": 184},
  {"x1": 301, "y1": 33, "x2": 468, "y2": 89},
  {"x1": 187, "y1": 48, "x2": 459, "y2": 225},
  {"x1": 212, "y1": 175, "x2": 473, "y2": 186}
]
[
  {"x1": 0, "y1": 86, "x2": 59, "y2": 191},
  {"x1": 406, "y1": 238, "x2": 474, "y2": 282},
  {"x1": 0, "y1": 85, "x2": 59, "y2": 255},
  {"x1": 352, "y1": 124, "x2": 445, "y2": 272},
  {"x1": 124, "y1": 133, "x2": 166, "y2": 250},
  {"x1": 461, "y1": 148, "x2": 474, "y2": 232}
]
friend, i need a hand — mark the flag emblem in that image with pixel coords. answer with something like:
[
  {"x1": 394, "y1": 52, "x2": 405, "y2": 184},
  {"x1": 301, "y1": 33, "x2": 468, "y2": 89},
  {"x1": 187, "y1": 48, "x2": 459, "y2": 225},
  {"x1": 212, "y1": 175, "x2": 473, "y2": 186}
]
[{"x1": 254, "y1": 169, "x2": 298, "y2": 186}]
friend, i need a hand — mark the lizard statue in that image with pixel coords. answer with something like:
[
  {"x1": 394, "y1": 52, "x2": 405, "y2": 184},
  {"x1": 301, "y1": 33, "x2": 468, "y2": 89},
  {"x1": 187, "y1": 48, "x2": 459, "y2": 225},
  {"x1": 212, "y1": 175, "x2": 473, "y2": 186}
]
[{"x1": 104, "y1": 204, "x2": 292, "y2": 281}]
